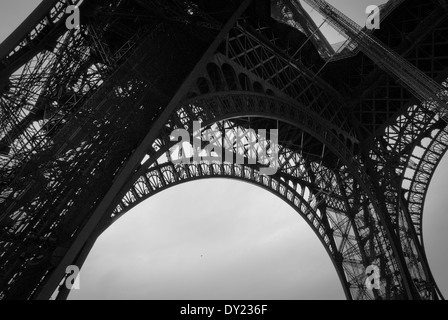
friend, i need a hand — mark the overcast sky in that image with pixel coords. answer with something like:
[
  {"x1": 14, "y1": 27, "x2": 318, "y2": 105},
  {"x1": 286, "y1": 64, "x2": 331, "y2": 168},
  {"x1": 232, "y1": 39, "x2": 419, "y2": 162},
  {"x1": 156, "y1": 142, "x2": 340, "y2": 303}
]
[{"x1": 0, "y1": 0, "x2": 446, "y2": 300}]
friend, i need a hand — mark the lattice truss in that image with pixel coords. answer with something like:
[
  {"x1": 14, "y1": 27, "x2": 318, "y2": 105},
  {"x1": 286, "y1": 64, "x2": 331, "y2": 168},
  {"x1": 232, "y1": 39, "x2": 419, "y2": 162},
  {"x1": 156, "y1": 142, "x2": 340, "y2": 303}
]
[
  {"x1": 113, "y1": 120, "x2": 391, "y2": 301},
  {"x1": 0, "y1": 0, "x2": 228, "y2": 299},
  {"x1": 100, "y1": 16, "x2": 433, "y2": 300},
  {"x1": 308, "y1": 0, "x2": 448, "y2": 299},
  {"x1": 338, "y1": 0, "x2": 448, "y2": 261},
  {"x1": 367, "y1": 85, "x2": 448, "y2": 300},
  {"x1": 0, "y1": 0, "x2": 447, "y2": 301},
  {"x1": 106, "y1": 1, "x2": 448, "y2": 300},
  {"x1": 322, "y1": 0, "x2": 448, "y2": 136},
  {"x1": 272, "y1": 0, "x2": 405, "y2": 61}
]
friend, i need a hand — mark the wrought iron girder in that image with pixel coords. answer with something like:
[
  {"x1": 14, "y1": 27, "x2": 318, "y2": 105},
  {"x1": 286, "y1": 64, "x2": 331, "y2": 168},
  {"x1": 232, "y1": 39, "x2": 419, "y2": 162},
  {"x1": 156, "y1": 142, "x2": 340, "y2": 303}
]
[
  {"x1": 360, "y1": 71, "x2": 448, "y2": 300},
  {"x1": 271, "y1": 0, "x2": 335, "y2": 59},
  {"x1": 404, "y1": 125, "x2": 448, "y2": 236},
  {"x1": 365, "y1": 104, "x2": 446, "y2": 299},
  {"x1": 323, "y1": 0, "x2": 448, "y2": 138},
  {"x1": 176, "y1": 91, "x2": 435, "y2": 299},
  {"x1": 0, "y1": 0, "x2": 77, "y2": 76},
  {"x1": 0, "y1": 2, "x2": 166, "y2": 191},
  {"x1": 32, "y1": 0, "x2": 254, "y2": 300},
  {"x1": 373, "y1": 83, "x2": 448, "y2": 252},
  {"x1": 107, "y1": 131, "x2": 371, "y2": 299},
  {"x1": 98, "y1": 88, "x2": 420, "y2": 299},
  {"x1": 0, "y1": 0, "x2": 445, "y2": 301},
  {"x1": 0, "y1": 11, "x2": 216, "y2": 298},
  {"x1": 309, "y1": 0, "x2": 447, "y2": 298},
  {"x1": 222, "y1": 19, "x2": 358, "y2": 140},
  {"x1": 1, "y1": 31, "x2": 98, "y2": 157}
]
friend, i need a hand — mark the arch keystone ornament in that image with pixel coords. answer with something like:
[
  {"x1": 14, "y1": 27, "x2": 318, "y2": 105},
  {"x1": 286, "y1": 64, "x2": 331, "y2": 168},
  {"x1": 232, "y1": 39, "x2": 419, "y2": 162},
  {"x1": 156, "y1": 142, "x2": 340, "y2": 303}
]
[{"x1": 0, "y1": 0, "x2": 446, "y2": 300}]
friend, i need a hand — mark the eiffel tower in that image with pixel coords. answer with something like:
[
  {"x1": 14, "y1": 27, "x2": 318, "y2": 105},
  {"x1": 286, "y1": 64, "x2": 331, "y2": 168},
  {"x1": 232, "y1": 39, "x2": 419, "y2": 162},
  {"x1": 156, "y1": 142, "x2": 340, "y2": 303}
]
[{"x1": 0, "y1": 0, "x2": 447, "y2": 300}]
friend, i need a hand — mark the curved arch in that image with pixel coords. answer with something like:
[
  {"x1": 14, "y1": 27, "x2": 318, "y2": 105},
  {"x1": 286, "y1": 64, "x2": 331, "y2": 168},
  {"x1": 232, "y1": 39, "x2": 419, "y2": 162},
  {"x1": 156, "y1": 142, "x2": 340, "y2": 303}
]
[
  {"x1": 80, "y1": 179, "x2": 343, "y2": 300},
  {"x1": 406, "y1": 126, "x2": 448, "y2": 241},
  {"x1": 113, "y1": 163, "x2": 336, "y2": 256},
  {"x1": 372, "y1": 101, "x2": 448, "y2": 300},
  {"x1": 406, "y1": 124, "x2": 448, "y2": 300},
  {"x1": 173, "y1": 91, "x2": 370, "y2": 186},
  {"x1": 187, "y1": 60, "x2": 277, "y2": 100},
  {"x1": 108, "y1": 160, "x2": 353, "y2": 297},
  {"x1": 103, "y1": 91, "x2": 412, "y2": 299}
]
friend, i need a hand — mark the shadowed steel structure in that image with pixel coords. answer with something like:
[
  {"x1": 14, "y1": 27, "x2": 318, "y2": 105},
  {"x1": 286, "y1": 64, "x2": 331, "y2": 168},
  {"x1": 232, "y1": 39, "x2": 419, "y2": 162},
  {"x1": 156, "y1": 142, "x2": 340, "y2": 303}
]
[{"x1": 0, "y1": 0, "x2": 447, "y2": 300}]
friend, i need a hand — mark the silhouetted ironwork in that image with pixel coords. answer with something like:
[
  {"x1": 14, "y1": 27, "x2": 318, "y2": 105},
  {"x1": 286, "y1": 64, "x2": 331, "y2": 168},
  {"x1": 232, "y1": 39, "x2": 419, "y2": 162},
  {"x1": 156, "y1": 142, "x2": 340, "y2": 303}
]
[{"x1": 0, "y1": 0, "x2": 447, "y2": 300}]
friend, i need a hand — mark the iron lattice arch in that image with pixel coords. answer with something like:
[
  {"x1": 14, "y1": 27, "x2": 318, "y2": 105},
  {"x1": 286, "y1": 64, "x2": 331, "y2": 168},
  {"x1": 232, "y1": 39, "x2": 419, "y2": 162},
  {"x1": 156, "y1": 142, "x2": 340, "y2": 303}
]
[
  {"x1": 105, "y1": 105, "x2": 398, "y2": 299},
  {"x1": 0, "y1": 0, "x2": 447, "y2": 300},
  {"x1": 104, "y1": 89, "x2": 426, "y2": 300}
]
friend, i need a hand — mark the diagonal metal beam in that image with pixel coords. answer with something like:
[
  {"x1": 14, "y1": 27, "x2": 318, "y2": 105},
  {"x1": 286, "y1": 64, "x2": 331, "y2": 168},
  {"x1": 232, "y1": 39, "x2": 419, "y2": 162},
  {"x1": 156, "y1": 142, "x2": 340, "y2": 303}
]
[{"x1": 35, "y1": 0, "x2": 254, "y2": 300}]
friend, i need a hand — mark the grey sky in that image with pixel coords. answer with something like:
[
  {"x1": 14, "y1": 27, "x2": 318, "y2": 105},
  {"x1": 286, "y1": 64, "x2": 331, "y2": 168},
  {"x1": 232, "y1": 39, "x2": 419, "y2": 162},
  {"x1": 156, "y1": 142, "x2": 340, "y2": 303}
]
[{"x1": 0, "y1": 0, "x2": 446, "y2": 300}]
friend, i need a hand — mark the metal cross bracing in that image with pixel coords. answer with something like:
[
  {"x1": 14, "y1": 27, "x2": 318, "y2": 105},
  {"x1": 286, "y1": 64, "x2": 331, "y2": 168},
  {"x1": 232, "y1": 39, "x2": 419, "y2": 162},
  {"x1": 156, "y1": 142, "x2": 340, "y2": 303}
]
[
  {"x1": 0, "y1": 0, "x2": 447, "y2": 300},
  {"x1": 52, "y1": 13, "x2": 437, "y2": 298},
  {"x1": 365, "y1": 89, "x2": 448, "y2": 300},
  {"x1": 29, "y1": 1, "x2": 405, "y2": 299},
  {"x1": 329, "y1": 0, "x2": 407, "y2": 62},
  {"x1": 91, "y1": 89, "x2": 391, "y2": 301},
  {"x1": 322, "y1": 0, "x2": 448, "y2": 137},
  {"x1": 304, "y1": 0, "x2": 448, "y2": 123},
  {"x1": 364, "y1": 96, "x2": 448, "y2": 299},
  {"x1": 0, "y1": 0, "x2": 179, "y2": 188},
  {"x1": 271, "y1": 0, "x2": 335, "y2": 59},
  {"x1": 0, "y1": 0, "x2": 227, "y2": 177},
  {"x1": 0, "y1": 0, "x2": 434, "y2": 300},
  {"x1": 274, "y1": 0, "x2": 406, "y2": 62},
  {"x1": 192, "y1": 10, "x2": 440, "y2": 298},
  {"x1": 305, "y1": 0, "x2": 448, "y2": 299},
  {"x1": 305, "y1": 0, "x2": 448, "y2": 121},
  {"x1": 320, "y1": 0, "x2": 448, "y2": 257},
  {"x1": 101, "y1": 85, "x2": 409, "y2": 300},
  {"x1": 0, "y1": 0, "x2": 235, "y2": 299},
  {"x1": 223, "y1": 18, "x2": 359, "y2": 142},
  {"x1": 99, "y1": 0, "x2": 446, "y2": 300}
]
